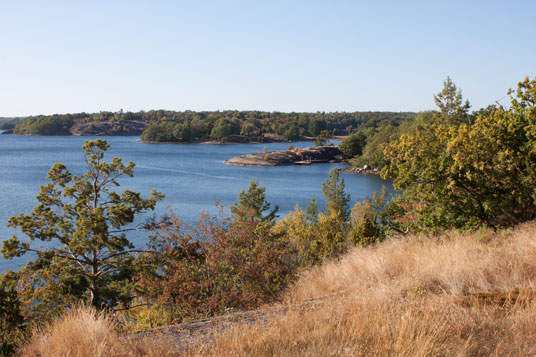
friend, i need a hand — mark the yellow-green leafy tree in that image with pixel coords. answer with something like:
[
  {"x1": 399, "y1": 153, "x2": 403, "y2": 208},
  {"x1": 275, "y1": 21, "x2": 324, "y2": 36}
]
[
  {"x1": 383, "y1": 77, "x2": 536, "y2": 231},
  {"x1": 274, "y1": 169, "x2": 352, "y2": 267}
]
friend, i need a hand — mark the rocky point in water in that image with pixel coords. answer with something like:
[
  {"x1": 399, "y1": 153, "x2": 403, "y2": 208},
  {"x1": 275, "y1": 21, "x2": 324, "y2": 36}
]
[{"x1": 225, "y1": 145, "x2": 345, "y2": 167}]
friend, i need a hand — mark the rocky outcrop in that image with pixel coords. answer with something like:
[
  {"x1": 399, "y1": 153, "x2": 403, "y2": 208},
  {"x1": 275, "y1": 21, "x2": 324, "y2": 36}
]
[
  {"x1": 70, "y1": 120, "x2": 149, "y2": 136},
  {"x1": 225, "y1": 146, "x2": 344, "y2": 166},
  {"x1": 340, "y1": 166, "x2": 381, "y2": 175}
]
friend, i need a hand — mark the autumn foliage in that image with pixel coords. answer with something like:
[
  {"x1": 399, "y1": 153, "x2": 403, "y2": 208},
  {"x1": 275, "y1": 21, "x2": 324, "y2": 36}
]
[{"x1": 138, "y1": 206, "x2": 294, "y2": 321}]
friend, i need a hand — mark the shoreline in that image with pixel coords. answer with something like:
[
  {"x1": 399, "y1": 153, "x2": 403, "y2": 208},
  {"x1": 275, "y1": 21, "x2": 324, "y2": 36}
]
[
  {"x1": 339, "y1": 166, "x2": 381, "y2": 176},
  {"x1": 139, "y1": 139, "x2": 296, "y2": 145}
]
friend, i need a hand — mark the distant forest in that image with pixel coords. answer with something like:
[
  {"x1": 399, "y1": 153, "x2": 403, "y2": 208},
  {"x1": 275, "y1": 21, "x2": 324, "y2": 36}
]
[
  {"x1": 0, "y1": 117, "x2": 23, "y2": 129},
  {"x1": 0, "y1": 110, "x2": 416, "y2": 142}
]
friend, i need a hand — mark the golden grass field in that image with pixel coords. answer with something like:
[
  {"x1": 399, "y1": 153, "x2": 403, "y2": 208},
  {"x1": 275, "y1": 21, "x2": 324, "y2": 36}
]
[{"x1": 23, "y1": 221, "x2": 536, "y2": 356}]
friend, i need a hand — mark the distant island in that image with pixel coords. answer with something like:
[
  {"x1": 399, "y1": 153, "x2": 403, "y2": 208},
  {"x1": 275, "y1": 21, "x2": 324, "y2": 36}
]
[{"x1": 0, "y1": 110, "x2": 415, "y2": 143}]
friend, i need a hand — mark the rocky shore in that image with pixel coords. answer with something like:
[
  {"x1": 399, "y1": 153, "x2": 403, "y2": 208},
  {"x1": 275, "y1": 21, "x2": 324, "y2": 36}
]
[
  {"x1": 339, "y1": 166, "x2": 381, "y2": 175},
  {"x1": 225, "y1": 145, "x2": 344, "y2": 166}
]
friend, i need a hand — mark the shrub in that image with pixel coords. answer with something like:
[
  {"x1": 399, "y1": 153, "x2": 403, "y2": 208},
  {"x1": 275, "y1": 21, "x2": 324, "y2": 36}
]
[
  {"x1": 22, "y1": 306, "x2": 124, "y2": 357},
  {"x1": 139, "y1": 205, "x2": 294, "y2": 321},
  {"x1": 0, "y1": 274, "x2": 25, "y2": 356},
  {"x1": 350, "y1": 214, "x2": 380, "y2": 246}
]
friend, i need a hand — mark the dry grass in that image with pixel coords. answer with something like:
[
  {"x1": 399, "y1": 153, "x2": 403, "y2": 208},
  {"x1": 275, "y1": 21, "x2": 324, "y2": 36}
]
[
  {"x1": 192, "y1": 221, "x2": 536, "y2": 356},
  {"x1": 22, "y1": 222, "x2": 536, "y2": 356},
  {"x1": 22, "y1": 306, "x2": 124, "y2": 357},
  {"x1": 21, "y1": 306, "x2": 183, "y2": 357}
]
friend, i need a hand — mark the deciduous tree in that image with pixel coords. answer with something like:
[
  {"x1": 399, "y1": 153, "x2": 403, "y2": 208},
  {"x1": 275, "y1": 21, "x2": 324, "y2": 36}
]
[
  {"x1": 339, "y1": 132, "x2": 366, "y2": 158},
  {"x1": 383, "y1": 77, "x2": 536, "y2": 231}
]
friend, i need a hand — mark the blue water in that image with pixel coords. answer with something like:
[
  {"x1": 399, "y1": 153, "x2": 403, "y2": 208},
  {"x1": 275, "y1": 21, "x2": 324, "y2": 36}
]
[{"x1": 0, "y1": 135, "x2": 394, "y2": 272}]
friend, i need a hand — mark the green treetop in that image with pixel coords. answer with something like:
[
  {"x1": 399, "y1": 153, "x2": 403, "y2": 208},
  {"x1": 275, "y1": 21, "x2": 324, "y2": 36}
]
[
  {"x1": 433, "y1": 76, "x2": 471, "y2": 126},
  {"x1": 338, "y1": 132, "x2": 366, "y2": 158}
]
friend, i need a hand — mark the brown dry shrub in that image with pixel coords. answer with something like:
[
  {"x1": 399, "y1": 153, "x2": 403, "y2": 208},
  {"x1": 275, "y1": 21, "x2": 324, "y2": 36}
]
[{"x1": 138, "y1": 208, "x2": 294, "y2": 322}]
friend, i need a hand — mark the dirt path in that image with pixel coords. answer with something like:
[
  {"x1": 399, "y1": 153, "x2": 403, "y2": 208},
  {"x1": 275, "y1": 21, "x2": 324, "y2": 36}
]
[{"x1": 125, "y1": 292, "x2": 343, "y2": 351}]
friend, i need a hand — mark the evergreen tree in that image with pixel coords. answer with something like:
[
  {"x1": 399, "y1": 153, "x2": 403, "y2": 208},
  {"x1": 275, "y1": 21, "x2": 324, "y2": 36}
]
[
  {"x1": 1, "y1": 140, "x2": 163, "y2": 310},
  {"x1": 322, "y1": 168, "x2": 350, "y2": 221},
  {"x1": 314, "y1": 130, "x2": 332, "y2": 146},
  {"x1": 433, "y1": 76, "x2": 471, "y2": 126},
  {"x1": 230, "y1": 180, "x2": 278, "y2": 224},
  {"x1": 0, "y1": 273, "x2": 24, "y2": 356},
  {"x1": 305, "y1": 196, "x2": 319, "y2": 223}
]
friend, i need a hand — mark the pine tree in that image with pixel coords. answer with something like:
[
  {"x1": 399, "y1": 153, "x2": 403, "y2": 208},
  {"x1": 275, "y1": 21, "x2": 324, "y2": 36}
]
[
  {"x1": 305, "y1": 196, "x2": 319, "y2": 223},
  {"x1": 1, "y1": 139, "x2": 163, "y2": 310},
  {"x1": 433, "y1": 76, "x2": 471, "y2": 126},
  {"x1": 230, "y1": 180, "x2": 278, "y2": 224},
  {"x1": 0, "y1": 273, "x2": 24, "y2": 356},
  {"x1": 322, "y1": 168, "x2": 350, "y2": 221}
]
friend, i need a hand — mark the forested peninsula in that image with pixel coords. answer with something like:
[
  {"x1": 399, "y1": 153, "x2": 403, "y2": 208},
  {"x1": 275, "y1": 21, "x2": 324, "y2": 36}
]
[{"x1": 0, "y1": 110, "x2": 415, "y2": 143}]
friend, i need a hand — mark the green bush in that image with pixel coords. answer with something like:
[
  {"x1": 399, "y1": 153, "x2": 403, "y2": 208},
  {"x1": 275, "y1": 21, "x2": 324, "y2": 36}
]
[
  {"x1": 1, "y1": 274, "x2": 25, "y2": 356},
  {"x1": 350, "y1": 215, "x2": 380, "y2": 246},
  {"x1": 339, "y1": 132, "x2": 366, "y2": 158}
]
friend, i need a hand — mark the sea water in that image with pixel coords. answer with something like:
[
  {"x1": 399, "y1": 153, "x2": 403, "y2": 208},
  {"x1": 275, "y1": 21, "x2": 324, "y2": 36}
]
[{"x1": 0, "y1": 135, "x2": 394, "y2": 271}]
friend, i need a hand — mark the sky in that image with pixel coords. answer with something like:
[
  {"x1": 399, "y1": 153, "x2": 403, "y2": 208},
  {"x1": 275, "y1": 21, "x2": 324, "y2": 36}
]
[{"x1": 0, "y1": 0, "x2": 534, "y2": 117}]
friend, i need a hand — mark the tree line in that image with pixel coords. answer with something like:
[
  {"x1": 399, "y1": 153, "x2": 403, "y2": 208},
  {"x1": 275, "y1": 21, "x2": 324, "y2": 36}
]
[{"x1": 6, "y1": 109, "x2": 414, "y2": 142}]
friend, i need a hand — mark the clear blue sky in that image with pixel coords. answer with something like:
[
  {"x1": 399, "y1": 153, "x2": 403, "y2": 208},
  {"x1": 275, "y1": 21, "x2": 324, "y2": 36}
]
[{"x1": 0, "y1": 0, "x2": 534, "y2": 116}]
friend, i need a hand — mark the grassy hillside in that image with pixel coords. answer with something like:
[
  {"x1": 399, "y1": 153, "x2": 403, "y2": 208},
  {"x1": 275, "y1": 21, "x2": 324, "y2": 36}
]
[
  {"x1": 200, "y1": 222, "x2": 536, "y2": 356},
  {"x1": 22, "y1": 221, "x2": 536, "y2": 356}
]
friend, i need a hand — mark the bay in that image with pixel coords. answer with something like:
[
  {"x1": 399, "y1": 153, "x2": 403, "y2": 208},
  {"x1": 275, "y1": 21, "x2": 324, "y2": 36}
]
[{"x1": 0, "y1": 135, "x2": 395, "y2": 272}]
